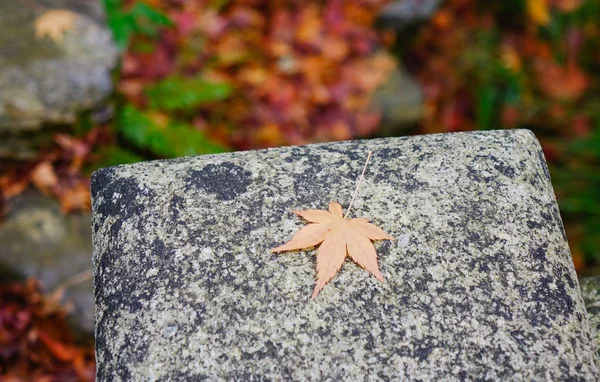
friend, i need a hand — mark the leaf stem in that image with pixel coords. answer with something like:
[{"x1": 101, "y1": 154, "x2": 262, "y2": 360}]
[
  {"x1": 344, "y1": 151, "x2": 372, "y2": 220},
  {"x1": 50, "y1": 269, "x2": 93, "y2": 297}
]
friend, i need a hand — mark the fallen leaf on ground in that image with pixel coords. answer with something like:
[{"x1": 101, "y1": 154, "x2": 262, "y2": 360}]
[
  {"x1": 0, "y1": 279, "x2": 96, "y2": 380},
  {"x1": 0, "y1": 169, "x2": 30, "y2": 201},
  {"x1": 30, "y1": 162, "x2": 58, "y2": 194},
  {"x1": 536, "y1": 60, "x2": 589, "y2": 100},
  {"x1": 272, "y1": 201, "x2": 394, "y2": 298},
  {"x1": 58, "y1": 182, "x2": 91, "y2": 213},
  {"x1": 553, "y1": 0, "x2": 583, "y2": 12},
  {"x1": 38, "y1": 331, "x2": 78, "y2": 362},
  {"x1": 34, "y1": 9, "x2": 77, "y2": 45}
]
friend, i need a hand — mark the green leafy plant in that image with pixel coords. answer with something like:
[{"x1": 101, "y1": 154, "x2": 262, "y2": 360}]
[
  {"x1": 102, "y1": 0, "x2": 172, "y2": 49},
  {"x1": 118, "y1": 105, "x2": 227, "y2": 157},
  {"x1": 553, "y1": 124, "x2": 600, "y2": 268},
  {"x1": 93, "y1": 146, "x2": 146, "y2": 168},
  {"x1": 101, "y1": 3, "x2": 233, "y2": 160},
  {"x1": 146, "y1": 76, "x2": 233, "y2": 112}
]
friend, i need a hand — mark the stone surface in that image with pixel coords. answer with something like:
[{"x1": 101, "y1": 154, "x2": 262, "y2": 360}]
[
  {"x1": 92, "y1": 129, "x2": 599, "y2": 380},
  {"x1": 378, "y1": 0, "x2": 444, "y2": 31},
  {"x1": 0, "y1": 190, "x2": 94, "y2": 334},
  {"x1": 372, "y1": 66, "x2": 424, "y2": 136},
  {"x1": 0, "y1": 130, "x2": 57, "y2": 160},
  {"x1": 580, "y1": 276, "x2": 600, "y2": 351},
  {"x1": 0, "y1": 0, "x2": 118, "y2": 131}
]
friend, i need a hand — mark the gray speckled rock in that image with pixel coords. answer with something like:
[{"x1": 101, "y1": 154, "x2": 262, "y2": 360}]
[
  {"x1": 92, "y1": 130, "x2": 599, "y2": 380},
  {"x1": 372, "y1": 66, "x2": 424, "y2": 136},
  {"x1": 580, "y1": 276, "x2": 600, "y2": 351},
  {"x1": 0, "y1": 190, "x2": 94, "y2": 334},
  {"x1": 0, "y1": 0, "x2": 118, "y2": 131},
  {"x1": 378, "y1": 0, "x2": 444, "y2": 31}
]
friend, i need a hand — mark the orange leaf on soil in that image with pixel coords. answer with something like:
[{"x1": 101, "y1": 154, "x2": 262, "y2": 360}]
[
  {"x1": 37, "y1": 329, "x2": 79, "y2": 362},
  {"x1": 30, "y1": 162, "x2": 59, "y2": 194},
  {"x1": 58, "y1": 182, "x2": 91, "y2": 213},
  {"x1": 553, "y1": 0, "x2": 583, "y2": 13},
  {"x1": 321, "y1": 37, "x2": 349, "y2": 62},
  {"x1": 295, "y1": 5, "x2": 322, "y2": 45},
  {"x1": 0, "y1": 170, "x2": 30, "y2": 201},
  {"x1": 536, "y1": 61, "x2": 589, "y2": 101}
]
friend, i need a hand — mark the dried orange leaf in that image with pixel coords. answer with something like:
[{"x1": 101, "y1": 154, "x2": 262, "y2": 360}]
[
  {"x1": 293, "y1": 209, "x2": 337, "y2": 223},
  {"x1": 272, "y1": 201, "x2": 394, "y2": 298},
  {"x1": 34, "y1": 9, "x2": 77, "y2": 45},
  {"x1": 30, "y1": 162, "x2": 58, "y2": 194}
]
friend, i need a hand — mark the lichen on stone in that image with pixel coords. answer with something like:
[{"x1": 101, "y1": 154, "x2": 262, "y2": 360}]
[{"x1": 92, "y1": 130, "x2": 600, "y2": 380}]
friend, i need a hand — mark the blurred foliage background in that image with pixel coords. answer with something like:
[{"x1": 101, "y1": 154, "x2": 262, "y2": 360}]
[
  {"x1": 1, "y1": 0, "x2": 600, "y2": 378},
  {"x1": 401, "y1": 0, "x2": 600, "y2": 273},
  {"x1": 103, "y1": 0, "x2": 600, "y2": 274},
  {"x1": 2, "y1": 0, "x2": 599, "y2": 271}
]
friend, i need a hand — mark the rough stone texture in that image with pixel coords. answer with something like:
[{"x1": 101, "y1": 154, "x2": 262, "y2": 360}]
[
  {"x1": 580, "y1": 276, "x2": 600, "y2": 351},
  {"x1": 0, "y1": 0, "x2": 118, "y2": 131},
  {"x1": 378, "y1": 0, "x2": 444, "y2": 31},
  {"x1": 92, "y1": 129, "x2": 599, "y2": 380},
  {"x1": 372, "y1": 66, "x2": 424, "y2": 136},
  {"x1": 0, "y1": 130, "x2": 58, "y2": 160},
  {"x1": 0, "y1": 191, "x2": 94, "y2": 334}
]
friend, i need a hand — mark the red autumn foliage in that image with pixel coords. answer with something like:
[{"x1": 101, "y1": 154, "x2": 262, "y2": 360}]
[
  {"x1": 404, "y1": 0, "x2": 600, "y2": 272},
  {"x1": 0, "y1": 280, "x2": 95, "y2": 381},
  {"x1": 121, "y1": 0, "x2": 395, "y2": 148},
  {"x1": 0, "y1": 128, "x2": 112, "y2": 215}
]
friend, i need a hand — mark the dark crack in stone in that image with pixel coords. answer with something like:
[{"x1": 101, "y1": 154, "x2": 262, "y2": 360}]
[{"x1": 91, "y1": 130, "x2": 599, "y2": 380}]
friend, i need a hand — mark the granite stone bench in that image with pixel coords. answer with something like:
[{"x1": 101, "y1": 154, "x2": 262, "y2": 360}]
[
  {"x1": 91, "y1": 129, "x2": 599, "y2": 380},
  {"x1": 581, "y1": 276, "x2": 600, "y2": 351}
]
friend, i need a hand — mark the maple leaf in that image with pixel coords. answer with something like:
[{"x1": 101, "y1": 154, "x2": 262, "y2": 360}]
[
  {"x1": 30, "y1": 161, "x2": 58, "y2": 194},
  {"x1": 34, "y1": 9, "x2": 77, "y2": 45},
  {"x1": 535, "y1": 60, "x2": 589, "y2": 101},
  {"x1": 272, "y1": 201, "x2": 394, "y2": 298}
]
